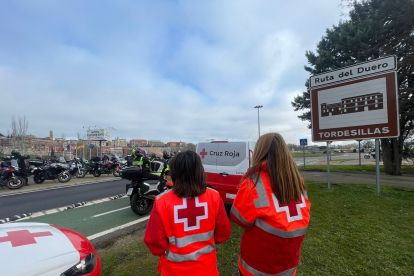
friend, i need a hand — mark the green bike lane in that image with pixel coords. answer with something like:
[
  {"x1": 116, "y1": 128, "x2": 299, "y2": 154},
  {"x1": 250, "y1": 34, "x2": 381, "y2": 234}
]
[{"x1": 21, "y1": 197, "x2": 149, "y2": 240}]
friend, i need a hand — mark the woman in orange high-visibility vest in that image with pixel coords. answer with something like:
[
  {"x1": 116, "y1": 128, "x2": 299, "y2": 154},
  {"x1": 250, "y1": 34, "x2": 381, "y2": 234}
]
[
  {"x1": 144, "y1": 150, "x2": 231, "y2": 276},
  {"x1": 231, "y1": 133, "x2": 311, "y2": 276}
]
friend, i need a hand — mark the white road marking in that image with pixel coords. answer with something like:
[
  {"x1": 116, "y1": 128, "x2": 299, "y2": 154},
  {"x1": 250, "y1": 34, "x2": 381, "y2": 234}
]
[
  {"x1": 92, "y1": 207, "x2": 130, "y2": 218},
  {"x1": 87, "y1": 216, "x2": 150, "y2": 241},
  {"x1": 0, "y1": 177, "x2": 121, "y2": 198}
]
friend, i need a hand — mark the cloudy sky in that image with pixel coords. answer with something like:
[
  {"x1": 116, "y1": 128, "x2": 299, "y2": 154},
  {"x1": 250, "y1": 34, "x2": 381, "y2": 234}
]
[{"x1": 0, "y1": 0, "x2": 347, "y2": 145}]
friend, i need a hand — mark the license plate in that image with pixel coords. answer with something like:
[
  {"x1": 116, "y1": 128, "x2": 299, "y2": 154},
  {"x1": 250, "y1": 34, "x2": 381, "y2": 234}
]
[{"x1": 127, "y1": 188, "x2": 133, "y2": 196}]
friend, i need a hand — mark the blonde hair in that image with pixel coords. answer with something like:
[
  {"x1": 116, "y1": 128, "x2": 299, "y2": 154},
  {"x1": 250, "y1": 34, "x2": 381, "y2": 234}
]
[{"x1": 246, "y1": 133, "x2": 305, "y2": 204}]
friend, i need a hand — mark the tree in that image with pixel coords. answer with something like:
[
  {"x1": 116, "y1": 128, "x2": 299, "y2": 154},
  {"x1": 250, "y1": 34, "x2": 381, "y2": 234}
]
[
  {"x1": 181, "y1": 143, "x2": 197, "y2": 152},
  {"x1": 10, "y1": 115, "x2": 29, "y2": 154},
  {"x1": 362, "y1": 139, "x2": 375, "y2": 150},
  {"x1": 292, "y1": 0, "x2": 414, "y2": 175}
]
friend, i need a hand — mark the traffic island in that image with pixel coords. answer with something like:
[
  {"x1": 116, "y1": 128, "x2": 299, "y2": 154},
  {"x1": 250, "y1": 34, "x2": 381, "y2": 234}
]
[{"x1": 0, "y1": 174, "x2": 120, "y2": 197}]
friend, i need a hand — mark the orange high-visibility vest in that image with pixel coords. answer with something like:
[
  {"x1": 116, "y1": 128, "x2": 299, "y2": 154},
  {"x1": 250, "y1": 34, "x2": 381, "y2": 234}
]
[
  {"x1": 231, "y1": 172, "x2": 311, "y2": 276},
  {"x1": 155, "y1": 188, "x2": 223, "y2": 276}
]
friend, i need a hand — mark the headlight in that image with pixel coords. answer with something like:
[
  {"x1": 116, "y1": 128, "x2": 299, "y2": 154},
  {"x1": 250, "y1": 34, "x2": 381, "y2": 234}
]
[{"x1": 61, "y1": 252, "x2": 97, "y2": 276}]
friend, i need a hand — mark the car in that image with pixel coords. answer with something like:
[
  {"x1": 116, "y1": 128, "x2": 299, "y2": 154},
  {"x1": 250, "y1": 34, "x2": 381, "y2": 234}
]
[
  {"x1": 196, "y1": 140, "x2": 256, "y2": 204},
  {"x1": 0, "y1": 222, "x2": 101, "y2": 276}
]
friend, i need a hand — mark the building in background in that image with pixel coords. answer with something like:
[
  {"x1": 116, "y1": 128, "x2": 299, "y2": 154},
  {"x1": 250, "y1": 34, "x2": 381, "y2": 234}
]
[
  {"x1": 130, "y1": 139, "x2": 147, "y2": 147},
  {"x1": 148, "y1": 140, "x2": 165, "y2": 147}
]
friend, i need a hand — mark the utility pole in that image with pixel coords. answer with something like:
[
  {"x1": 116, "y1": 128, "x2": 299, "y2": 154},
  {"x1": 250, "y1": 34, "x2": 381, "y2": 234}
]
[{"x1": 254, "y1": 105, "x2": 263, "y2": 137}]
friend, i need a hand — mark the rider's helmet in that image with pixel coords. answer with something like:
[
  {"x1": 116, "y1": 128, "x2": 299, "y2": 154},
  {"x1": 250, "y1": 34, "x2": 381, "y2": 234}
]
[
  {"x1": 163, "y1": 151, "x2": 170, "y2": 159},
  {"x1": 133, "y1": 147, "x2": 144, "y2": 157},
  {"x1": 139, "y1": 148, "x2": 146, "y2": 156},
  {"x1": 11, "y1": 149, "x2": 20, "y2": 156}
]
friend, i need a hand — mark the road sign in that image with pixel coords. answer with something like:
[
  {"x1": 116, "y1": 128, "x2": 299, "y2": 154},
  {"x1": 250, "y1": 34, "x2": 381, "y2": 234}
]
[
  {"x1": 310, "y1": 56, "x2": 399, "y2": 142},
  {"x1": 86, "y1": 129, "x2": 112, "y2": 141},
  {"x1": 300, "y1": 139, "x2": 308, "y2": 146}
]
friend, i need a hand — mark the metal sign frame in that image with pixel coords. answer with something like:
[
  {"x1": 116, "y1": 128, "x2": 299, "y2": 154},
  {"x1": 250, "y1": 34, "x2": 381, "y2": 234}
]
[{"x1": 310, "y1": 71, "x2": 399, "y2": 143}]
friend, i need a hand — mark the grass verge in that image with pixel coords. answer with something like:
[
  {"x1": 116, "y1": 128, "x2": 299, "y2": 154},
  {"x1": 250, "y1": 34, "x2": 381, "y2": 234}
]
[
  {"x1": 97, "y1": 183, "x2": 414, "y2": 276},
  {"x1": 301, "y1": 164, "x2": 414, "y2": 174}
]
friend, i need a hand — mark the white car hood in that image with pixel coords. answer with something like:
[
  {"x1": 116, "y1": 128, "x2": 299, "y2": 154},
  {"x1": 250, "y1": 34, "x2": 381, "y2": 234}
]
[{"x1": 0, "y1": 222, "x2": 80, "y2": 276}]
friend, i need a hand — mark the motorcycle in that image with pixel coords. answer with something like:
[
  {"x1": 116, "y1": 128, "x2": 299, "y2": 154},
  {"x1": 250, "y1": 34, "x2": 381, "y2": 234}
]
[
  {"x1": 68, "y1": 158, "x2": 87, "y2": 178},
  {"x1": 100, "y1": 156, "x2": 121, "y2": 177},
  {"x1": 30, "y1": 157, "x2": 71, "y2": 184},
  {"x1": 0, "y1": 160, "x2": 26, "y2": 190},
  {"x1": 364, "y1": 154, "x2": 371, "y2": 159},
  {"x1": 122, "y1": 161, "x2": 170, "y2": 215}
]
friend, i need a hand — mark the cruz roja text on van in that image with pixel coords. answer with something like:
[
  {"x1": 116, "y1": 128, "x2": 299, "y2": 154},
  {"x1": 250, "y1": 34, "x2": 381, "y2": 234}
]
[
  {"x1": 209, "y1": 150, "x2": 240, "y2": 158},
  {"x1": 318, "y1": 127, "x2": 390, "y2": 138},
  {"x1": 313, "y1": 62, "x2": 390, "y2": 84}
]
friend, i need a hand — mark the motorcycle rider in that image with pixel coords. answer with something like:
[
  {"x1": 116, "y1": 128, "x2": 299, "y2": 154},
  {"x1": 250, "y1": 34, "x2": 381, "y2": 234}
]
[
  {"x1": 11, "y1": 149, "x2": 30, "y2": 185},
  {"x1": 103, "y1": 154, "x2": 110, "y2": 163},
  {"x1": 132, "y1": 148, "x2": 159, "y2": 180}
]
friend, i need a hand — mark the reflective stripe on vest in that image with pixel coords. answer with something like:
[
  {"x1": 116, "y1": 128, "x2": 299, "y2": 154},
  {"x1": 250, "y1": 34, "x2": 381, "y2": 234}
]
[
  {"x1": 230, "y1": 205, "x2": 254, "y2": 227},
  {"x1": 240, "y1": 257, "x2": 296, "y2": 276},
  {"x1": 156, "y1": 189, "x2": 172, "y2": 199},
  {"x1": 255, "y1": 219, "x2": 307, "y2": 238},
  {"x1": 169, "y1": 230, "x2": 214, "y2": 248},
  {"x1": 254, "y1": 177, "x2": 269, "y2": 208},
  {"x1": 166, "y1": 244, "x2": 216, "y2": 262}
]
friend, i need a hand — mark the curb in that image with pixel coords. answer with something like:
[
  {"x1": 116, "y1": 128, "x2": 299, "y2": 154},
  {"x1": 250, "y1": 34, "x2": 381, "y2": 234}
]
[
  {"x1": 0, "y1": 193, "x2": 127, "y2": 224},
  {"x1": 0, "y1": 177, "x2": 122, "y2": 198},
  {"x1": 300, "y1": 170, "x2": 414, "y2": 176}
]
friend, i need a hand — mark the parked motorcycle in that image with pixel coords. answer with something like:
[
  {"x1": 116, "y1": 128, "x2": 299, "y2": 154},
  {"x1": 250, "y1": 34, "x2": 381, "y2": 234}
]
[
  {"x1": 364, "y1": 154, "x2": 371, "y2": 159},
  {"x1": 0, "y1": 160, "x2": 26, "y2": 189},
  {"x1": 87, "y1": 157, "x2": 102, "y2": 177},
  {"x1": 122, "y1": 161, "x2": 169, "y2": 215},
  {"x1": 30, "y1": 157, "x2": 71, "y2": 184},
  {"x1": 68, "y1": 158, "x2": 87, "y2": 178}
]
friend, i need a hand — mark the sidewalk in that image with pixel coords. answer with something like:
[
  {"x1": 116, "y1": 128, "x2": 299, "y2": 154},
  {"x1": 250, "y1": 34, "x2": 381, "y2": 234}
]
[
  {"x1": 0, "y1": 174, "x2": 119, "y2": 197},
  {"x1": 300, "y1": 170, "x2": 414, "y2": 188}
]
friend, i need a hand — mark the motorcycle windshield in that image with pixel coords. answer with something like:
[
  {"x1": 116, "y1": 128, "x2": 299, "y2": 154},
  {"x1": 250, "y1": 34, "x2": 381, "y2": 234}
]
[{"x1": 59, "y1": 157, "x2": 66, "y2": 163}]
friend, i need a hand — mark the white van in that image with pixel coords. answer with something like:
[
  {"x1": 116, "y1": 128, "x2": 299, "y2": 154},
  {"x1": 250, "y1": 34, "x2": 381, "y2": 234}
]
[{"x1": 196, "y1": 140, "x2": 256, "y2": 204}]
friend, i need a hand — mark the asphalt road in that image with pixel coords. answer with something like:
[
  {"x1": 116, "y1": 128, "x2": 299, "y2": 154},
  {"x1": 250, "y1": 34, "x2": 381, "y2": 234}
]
[
  {"x1": 0, "y1": 178, "x2": 129, "y2": 219},
  {"x1": 294, "y1": 152, "x2": 357, "y2": 167}
]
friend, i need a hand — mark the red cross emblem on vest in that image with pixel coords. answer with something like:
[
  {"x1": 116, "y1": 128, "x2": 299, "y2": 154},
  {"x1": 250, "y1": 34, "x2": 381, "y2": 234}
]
[
  {"x1": 199, "y1": 148, "x2": 208, "y2": 159},
  {"x1": 0, "y1": 230, "x2": 53, "y2": 247},
  {"x1": 272, "y1": 194, "x2": 307, "y2": 222},
  {"x1": 174, "y1": 197, "x2": 208, "y2": 231}
]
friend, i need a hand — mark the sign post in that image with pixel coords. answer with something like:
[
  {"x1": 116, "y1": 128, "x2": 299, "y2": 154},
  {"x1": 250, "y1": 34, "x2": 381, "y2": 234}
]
[
  {"x1": 327, "y1": 142, "x2": 331, "y2": 189},
  {"x1": 375, "y1": 139, "x2": 380, "y2": 193},
  {"x1": 356, "y1": 139, "x2": 363, "y2": 165},
  {"x1": 300, "y1": 139, "x2": 308, "y2": 168},
  {"x1": 309, "y1": 56, "x2": 399, "y2": 193}
]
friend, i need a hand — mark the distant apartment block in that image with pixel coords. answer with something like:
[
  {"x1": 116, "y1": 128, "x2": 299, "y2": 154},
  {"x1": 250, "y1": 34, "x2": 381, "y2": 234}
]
[
  {"x1": 148, "y1": 140, "x2": 165, "y2": 147},
  {"x1": 167, "y1": 142, "x2": 187, "y2": 148},
  {"x1": 130, "y1": 139, "x2": 147, "y2": 147},
  {"x1": 321, "y1": 93, "x2": 383, "y2": 117},
  {"x1": 113, "y1": 137, "x2": 128, "y2": 147}
]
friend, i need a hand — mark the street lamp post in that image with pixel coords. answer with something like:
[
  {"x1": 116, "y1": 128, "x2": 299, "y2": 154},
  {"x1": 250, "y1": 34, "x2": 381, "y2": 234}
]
[{"x1": 254, "y1": 105, "x2": 263, "y2": 137}]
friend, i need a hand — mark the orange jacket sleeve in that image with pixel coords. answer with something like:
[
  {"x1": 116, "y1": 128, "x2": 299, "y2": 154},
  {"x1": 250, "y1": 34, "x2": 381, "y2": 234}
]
[
  {"x1": 230, "y1": 179, "x2": 257, "y2": 230},
  {"x1": 214, "y1": 198, "x2": 231, "y2": 244},
  {"x1": 143, "y1": 202, "x2": 169, "y2": 257}
]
